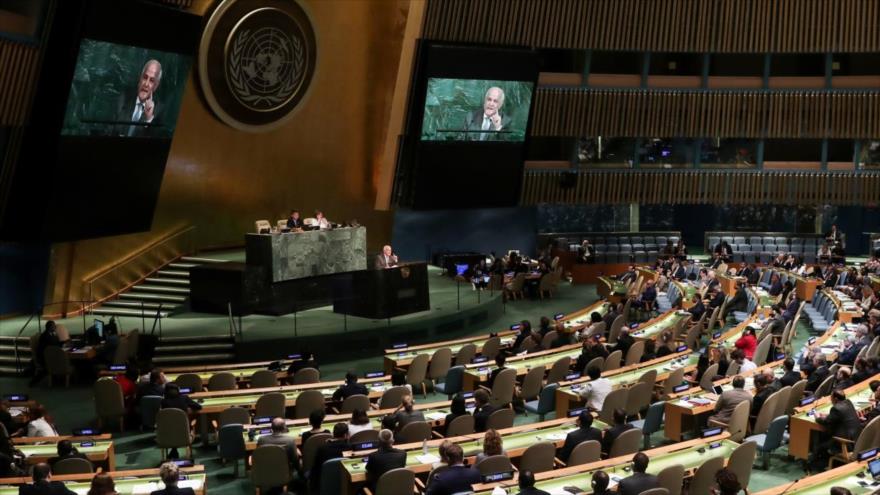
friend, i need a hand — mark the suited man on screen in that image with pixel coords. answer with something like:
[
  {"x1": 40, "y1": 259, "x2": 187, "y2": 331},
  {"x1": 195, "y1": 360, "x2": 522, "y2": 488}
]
[
  {"x1": 116, "y1": 59, "x2": 162, "y2": 137},
  {"x1": 463, "y1": 86, "x2": 512, "y2": 141},
  {"x1": 375, "y1": 245, "x2": 399, "y2": 269}
]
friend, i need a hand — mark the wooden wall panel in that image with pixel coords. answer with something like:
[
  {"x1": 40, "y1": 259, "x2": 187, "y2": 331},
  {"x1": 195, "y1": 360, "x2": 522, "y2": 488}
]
[
  {"x1": 521, "y1": 170, "x2": 880, "y2": 206},
  {"x1": 424, "y1": 0, "x2": 880, "y2": 53},
  {"x1": 0, "y1": 39, "x2": 40, "y2": 126},
  {"x1": 532, "y1": 88, "x2": 880, "y2": 139}
]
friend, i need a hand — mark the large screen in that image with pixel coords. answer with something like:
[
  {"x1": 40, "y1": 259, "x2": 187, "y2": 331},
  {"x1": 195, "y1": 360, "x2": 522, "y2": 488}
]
[
  {"x1": 420, "y1": 78, "x2": 533, "y2": 142},
  {"x1": 61, "y1": 39, "x2": 191, "y2": 138}
]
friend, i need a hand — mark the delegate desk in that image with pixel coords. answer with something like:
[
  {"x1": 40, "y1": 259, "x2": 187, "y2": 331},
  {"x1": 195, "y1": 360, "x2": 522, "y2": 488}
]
[
  {"x1": 777, "y1": 269, "x2": 820, "y2": 302},
  {"x1": 160, "y1": 360, "x2": 296, "y2": 386},
  {"x1": 597, "y1": 276, "x2": 628, "y2": 303},
  {"x1": 383, "y1": 331, "x2": 518, "y2": 374},
  {"x1": 629, "y1": 310, "x2": 691, "y2": 341},
  {"x1": 826, "y1": 288, "x2": 864, "y2": 324},
  {"x1": 461, "y1": 344, "x2": 583, "y2": 391},
  {"x1": 0, "y1": 466, "x2": 206, "y2": 495},
  {"x1": 470, "y1": 434, "x2": 736, "y2": 494},
  {"x1": 339, "y1": 417, "x2": 609, "y2": 489},
  {"x1": 246, "y1": 227, "x2": 367, "y2": 282},
  {"x1": 788, "y1": 373, "x2": 880, "y2": 460},
  {"x1": 332, "y1": 262, "x2": 430, "y2": 319},
  {"x1": 663, "y1": 360, "x2": 784, "y2": 442},
  {"x1": 753, "y1": 459, "x2": 878, "y2": 495},
  {"x1": 716, "y1": 273, "x2": 745, "y2": 297},
  {"x1": 555, "y1": 351, "x2": 698, "y2": 417},
  {"x1": 14, "y1": 434, "x2": 115, "y2": 471}
]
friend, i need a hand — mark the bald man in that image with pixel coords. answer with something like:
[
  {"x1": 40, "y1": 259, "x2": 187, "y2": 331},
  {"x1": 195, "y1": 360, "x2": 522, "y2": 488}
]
[
  {"x1": 117, "y1": 59, "x2": 162, "y2": 136},
  {"x1": 256, "y1": 417, "x2": 299, "y2": 473},
  {"x1": 375, "y1": 245, "x2": 398, "y2": 269},
  {"x1": 464, "y1": 86, "x2": 512, "y2": 141}
]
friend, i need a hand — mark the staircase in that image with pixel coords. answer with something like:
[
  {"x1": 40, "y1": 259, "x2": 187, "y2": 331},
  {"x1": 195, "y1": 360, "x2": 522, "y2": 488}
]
[
  {"x1": 0, "y1": 336, "x2": 31, "y2": 376},
  {"x1": 152, "y1": 335, "x2": 237, "y2": 366},
  {"x1": 90, "y1": 256, "x2": 228, "y2": 320}
]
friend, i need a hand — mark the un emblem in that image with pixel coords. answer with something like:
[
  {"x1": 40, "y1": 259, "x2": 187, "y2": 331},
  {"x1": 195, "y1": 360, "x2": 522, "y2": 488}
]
[{"x1": 199, "y1": 0, "x2": 317, "y2": 132}]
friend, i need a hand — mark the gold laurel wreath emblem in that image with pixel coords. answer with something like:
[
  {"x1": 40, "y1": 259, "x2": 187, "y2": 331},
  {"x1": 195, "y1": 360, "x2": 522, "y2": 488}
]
[{"x1": 228, "y1": 27, "x2": 306, "y2": 109}]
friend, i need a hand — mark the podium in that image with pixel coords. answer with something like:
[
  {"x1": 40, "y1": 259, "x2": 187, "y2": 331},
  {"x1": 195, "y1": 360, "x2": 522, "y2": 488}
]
[{"x1": 332, "y1": 262, "x2": 430, "y2": 319}]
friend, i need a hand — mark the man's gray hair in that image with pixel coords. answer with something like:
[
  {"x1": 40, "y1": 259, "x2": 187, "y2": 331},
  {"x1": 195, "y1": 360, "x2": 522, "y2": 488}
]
[
  {"x1": 142, "y1": 59, "x2": 163, "y2": 83},
  {"x1": 159, "y1": 462, "x2": 179, "y2": 486},
  {"x1": 378, "y1": 428, "x2": 394, "y2": 446},
  {"x1": 485, "y1": 86, "x2": 505, "y2": 106}
]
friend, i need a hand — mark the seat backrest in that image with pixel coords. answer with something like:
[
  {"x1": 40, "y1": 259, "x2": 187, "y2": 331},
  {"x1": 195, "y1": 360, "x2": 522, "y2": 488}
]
[
  {"x1": 301, "y1": 432, "x2": 331, "y2": 473},
  {"x1": 340, "y1": 394, "x2": 370, "y2": 414},
  {"x1": 254, "y1": 392, "x2": 287, "y2": 418},
  {"x1": 546, "y1": 357, "x2": 571, "y2": 384},
  {"x1": 428, "y1": 348, "x2": 453, "y2": 380},
  {"x1": 728, "y1": 440, "x2": 757, "y2": 490},
  {"x1": 726, "y1": 400, "x2": 750, "y2": 442},
  {"x1": 398, "y1": 420, "x2": 432, "y2": 443},
  {"x1": 219, "y1": 406, "x2": 251, "y2": 427},
  {"x1": 52, "y1": 457, "x2": 93, "y2": 475},
  {"x1": 208, "y1": 372, "x2": 237, "y2": 391},
  {"x1": 251, "y1": 445, "x2": 291, "y2": 490},
  {"x1": 94, "y1": 378, "x2": 125, "y2": 418},
  {"x1": 624, "y1": 381, "x2": 652, "y2": 418},
  {"x1": 656, "y1": 463, "x2": 684, "y2": 495},
  {"x1": 609, "y1": 427, "x2": 642, "y2": 458},
  {"x1": 700, "y1": 364, "x2": 719, "y2": 391},
  {"x1": 374, "y1": 467, "x2": 416, "y2": 495},
  {"x1": 454, "y1": 344, "x2": 477, "y2": 366},
  {"x1": 725, "y1": 360, "x2": 741, "y2": 377},
  {"x1": 440, "y1": 366, "x2": 465, "y2": 397},
  {"x1": 489, "y1": 368, "x2": 517, "y2": 408},
  {"x1": 255, "y1": 220, "x2": 272, "y2": 233},
  {"x1": 598, "y1": 388, "x2": 628, "y2": 424},
  {"x1": 174, "y1": 373, "x2": 204, "y2": 393},
  {"x1": 486, "y1": 408, "x2": 515, "y2": 430},
  {"x1": 604, "y1": 350, "x2": 622, "y2": 372},
  {"x1": 378, "y1": 386, "x2": 410, "y2": 409},
  {"x1": 519, "y1": 441, "x2": 556, "y2": 474},
  {"x1": 787, "y1": 380, "x2": 808, "y2": 415},
  {"x1": 662, "y1": 367, "x2": 685, "y2": 398},
  {"x1": 583, "y1": 356, "x2": 605, "y2": 374},
  {"x1": 772, "y1": 386, "x2": 791, "y2": 422},
  {"x1": 642, "y1": 401, "x2": 666, "y2": 435},
  {"x1": 218, "y1": 423, "x2": 246, "y2": 460},
  {"x1": 638, "y1": 369, "x2": 657, "y2": 386},
  {"x1": 752, "y1": 336, "x2": 772, "y2": 367},
  {"x1": 445, "y1": 414, "x2": 475, "y2": 437},
  {"x1": 406, "y1": 354, "x2": 430, "y2": 385},
  {"x1": 250, "y1": 370, "x2": 279, "y2": 388},
  {"x1": 292, "y1": 367, "x2": 320, "y2": 384},
  {"x1": 751, "y1": 391, "x2": 780, "y2": 436},
  {"x1": 855, "y1": 415, "x2": 880, "y2": 454},
  {"x1": 690, "y1": 456, "x2": 724, "y2": 494},
  {"x1": 541, "y1": 331, "x2": 558, "y2": 350},
  {"x1": 349, "y1": 429, "x2": 379, "y2": 444},
  {"x1": 814, "y1": 375, "x2": 835, "y2": 399},
  {"x1": 520, "y1": 365, "x2": 546, "y2": 401},
  {"x1": 609, "y1": 315, "x2": 626, "y2": 342},
  {"x1": 567, "y1": 440, "x2": 601, "y2": 466},
  {"x1": 534, "y1": 383, "x2": 558, "y2": 415},
  {"x1": 475, "y1": 454, "x2": 513, "y2": 476},
  {"x1": 294, "y1": 389, "x2": 325, "y2": 419},
  {"x1": 156, "y1": 408, "x2": 191, "y2": 448},
  {"x1": 624, "y1": 340, "x2": 645, "y2": 366}
]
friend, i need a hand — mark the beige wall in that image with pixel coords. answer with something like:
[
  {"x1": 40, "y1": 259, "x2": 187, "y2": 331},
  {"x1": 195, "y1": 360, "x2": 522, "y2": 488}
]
[{"x1": 44, "y1": 0, "x2": 413, "y2": 312}]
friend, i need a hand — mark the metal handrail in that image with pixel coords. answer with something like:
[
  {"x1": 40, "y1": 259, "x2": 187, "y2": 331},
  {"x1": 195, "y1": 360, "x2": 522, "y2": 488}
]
[{"x1": 13, "y1": 299, "x2": 91, "y2": 373}]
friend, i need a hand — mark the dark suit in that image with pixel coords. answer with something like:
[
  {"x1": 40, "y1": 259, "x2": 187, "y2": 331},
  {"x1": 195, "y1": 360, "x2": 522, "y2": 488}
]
[
  {"x1": 463, "y1": 110, "x2": 512, "y2": 141},
  {"x1": 617, "y1": 472, "x2": 661, "y2": 495},
  {"x1": 805, "y1": 365, "x2": 830, "y2": 393},
  {"x1": 149, "y1": 488, "x2": 195, "y2": 495},
  {"x1": 161, "y1": 395, "x2": 202, "y2": 412},
  {"x1": 366, "y1": 446, "x2": 407, "y2": 490},
  {"x1": 516, "y1": 488, "x2": 551, "y2": 495},
  {"x1": 817, "y1": 400, "x2": 862, "y2": 447},
  {"x1": 115, "y1": 90, "x2": 160, "y2": 137},
  {"x1": 765, "y1": 316, "x2": 786, "y2": 336},
  {"x1": 751, "y1": 387, "x2": 773, "y2": 418},
  {"x1": 839, "y1": 344, "x2": 864, "y2": 366},
  {"x1": 257, "y1": 432, "x2": 299, "y2": 471},
  {"x1": 487, "y1": 367, "x2": 507, "y2": 389},
  {"x1": 558, "y1": 426, "x2": 602, "y2": 463},
  {"x1": 473, "y1": 404, "x2": 497, "y2": 433},
  {"x1": 575, "y1": 346, "x2": 608, "y2": 374},
  {"x1": 375, "y1": 254, "x2": 398, "y2": 269},
  {"x1": 709, "y1": 291, "x2": 725, "y2": 309},
  {"x1": 286, "y1": 218, "x2": 303, "y2": 229},
  {"x1": 310, "y1": 439, "x2": 349, "y2": 487},
  {"x1": 671, "y1": 266, "x2": 686, "y2": 280},
  {"x1": 688, "y1": 300, "x2": 705, "y2": 322},
  {"x1": 425, "y1": 465, "x2": 482, "y2": 495},
  {"x1": 769, "y1": 280, "x2": 783, "y2": 296},
  {"x1": 18, "y1": 482, "x2": 76, "y2": 495},
  {"x1": 783, "y1": 298, "x2": 799, "y2": 322},
  {"x1": 332, "y1": 382, "x2": 368, "y2": 402},
  {"x1": 727, "y1": 287, "x2": 749, "y2": 315},
  {"x1": 612, "y1": 334, "x2": 635, "y2": 358},
  {"x1": 601, "y1": 423, "x2": 635, "y2": 455},
  {"x1": 780, "y1": 370, "x2": 802, "y2": 387},
  {"x1": 48, "y1": 452, "x2": 89, "y2": 469}
]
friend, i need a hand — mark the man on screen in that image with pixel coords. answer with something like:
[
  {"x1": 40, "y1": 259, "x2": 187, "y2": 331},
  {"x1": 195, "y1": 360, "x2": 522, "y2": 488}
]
[
  {"x1": 117, "y1": 59, "x2": 162, "y2": 136},
  {"x1": 375, "y1": 245, "x2": 399, "y2": 269},
  {"x1": 463, "y1": 86, "x2": 511, "y2": 141}
]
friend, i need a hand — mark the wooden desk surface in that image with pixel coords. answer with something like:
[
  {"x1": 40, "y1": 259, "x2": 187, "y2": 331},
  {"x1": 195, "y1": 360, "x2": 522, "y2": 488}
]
[
  {"x1": 752, "y1": 459, "x2": 871, "y2": 494},
  {"x1": 0, "y1": 466, "x2": 206, "y2": 495}
]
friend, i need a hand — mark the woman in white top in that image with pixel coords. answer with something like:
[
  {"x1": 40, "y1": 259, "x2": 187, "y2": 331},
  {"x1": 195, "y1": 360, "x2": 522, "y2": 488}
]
[
  {"x1": 26, "y1": 406, "x2": 58, "y2": 437},
  {"x1": 315, "y1": 210, "x2": 332, "y2": 230},
  {"x1": 347, "y1": 408, "x2": 374, "y2": 437}
]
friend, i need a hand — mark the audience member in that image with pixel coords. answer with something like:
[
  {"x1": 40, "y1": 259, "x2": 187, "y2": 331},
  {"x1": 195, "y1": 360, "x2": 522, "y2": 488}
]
[
  {"x1": 365, "y1": 429, "x2": 406, "y2": 492},
  {"x1": 310, "y1": 423, "x2": 350, "y2": 489},
  {"x1": 617, "y1": 452, "x2": 660, "y2": 495},
  {"x1": 515, "y1": 470, "x2": 550, "y2": 495},
  {"x1": 27, "y1": 406, "x2": 58, "y2": 437},
  {"x1": 347, "y1": 409, "x2": 373, "y2": 437},
  {"x1": 558, "y1": 410, "x2": 602, "y2": 463},
  {"x1": 709, "y1": 376, "x2": 752, "y2": 425},
  {"x1": 48, "y1": 440, "x2": 89, "y2": 470},
  {"x1": 332, "y1": 371, "x2": 368, "y2": 402},
  {"x1": 301, "y1": 410, "x2": 328, "y2": 445},
  {"x1": 150, "y1": 462, "x2": 195, "y2": 495},
  {"x1": 19, "y1": 463, "x2": 76, "y2": 495},
  {"x1": 87, "y1": 473, "x2": 117, "y2": 495},
  {"x1": 424, "y1": 443, "x2": 481, "y2": 495},
  {"x1": 579, "y1": 366, "x2": 611, "y2": 412},
  {"x1": 814, "y1": 389, "x2": 861, "y2": 469},
  {"x1": 574, "y1": 338, "x2": 608, "y2": 374},
  {"x1": 475, "y1": 428, "x2": 506, "y2": 463},
  {"x1": 590, "y1": 471, "x2": 612, "y2": 495},
  {"x1": 713, "y1": 468, "x2": 742, "y2": 495},
  {"x1": 256, "y1": 418, "x2": 299, "y2": 473},
  {"x1": 601, "y1": 408, "x2": 635, "y2": 455},
  {"x1": 488, "y1": 355, "x2": 508, "y2": 388},
  {"x1": 472, "y1": 389, "x2": 497, "y2": 433},
  {"x1": 444, "y1": 395, "x2": 470, "y2": 436},
  {"x1": 392, "y1": 395, "x2": 425, "y2": 431},
  {"x1": 734, "y1": 328, "x2": 758, "y2": 360},
  {"x1": 30, "y1": 321, "x2": 61, "y2": 386}
]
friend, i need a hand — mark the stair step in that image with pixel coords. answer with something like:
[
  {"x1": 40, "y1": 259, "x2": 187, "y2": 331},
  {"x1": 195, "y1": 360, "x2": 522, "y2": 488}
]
[
  {"x1": 120, "y1": 293, "x2": 187, "y2": 303},
  {"x1": 0, "y1": 344, "x2": 31, "y2": 354},
  {"x1": 168, "y1": 262, "x2": 197, "y2": 269},
  {"x1": 155, "y1": 343, "x2": 235, "y2": 353},
  {"x1": 158, "y1": 335, "x2": 234, "y2": 343},
  {"x1": 156, "y1": 270, "x2": 190, "y2": 278},
  {"x1": 152, "y1": 353, "x2": 236, "y2": 364},
  {"x1": 101, "y1": 301, "x2": 180, "y2": 310},
  {"x1": 92, "y1": 308, "x2": 169, "y2": 318},
  {"x1": 180, "y1": 256, "x2": 228, "y2": 264},
  {"x1": 131, "y1": 284, "x2": 190, "y2": 295},
  {"x1": 0, "y1": 355, "x2": 23, "y2": 364},
  {"x1": 0, "y1": 366, "x2": 25, "y2": 376},
  {"x1": 0, "y1": 336, "x2": 31, "y2": 344},
  {"x1": 145, "y1": 277, "x2": 190, "y2": 286}
]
